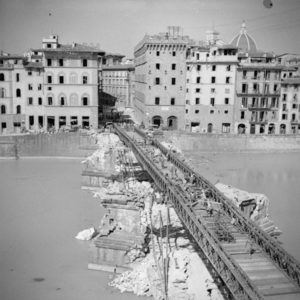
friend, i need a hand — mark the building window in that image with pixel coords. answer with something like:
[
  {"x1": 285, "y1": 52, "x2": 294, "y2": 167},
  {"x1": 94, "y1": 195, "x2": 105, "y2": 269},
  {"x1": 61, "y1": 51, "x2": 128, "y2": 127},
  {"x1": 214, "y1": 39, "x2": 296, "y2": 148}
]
[
  {"x1": 172, "y1": 51, "x2": 176, "y2": 56},
  {"x1": 29, "y1": 115, "x2": 34, "y2": 126},
  {"x1": 59, "y1": 75, "x2": 64, "y2": 84},
  {"x1": 47, "y1": 59, "x2": 52, "y2": 66},
  {"x1": 16, "y1": 105, "x2": 21, "y2": 114},
  {"x1": 242, "y1": 83, "x2": 248, "y2": 93},
  {"x1": 224, "y1": 110, "x2": 228, "y2": 114},
  {"x1": 155, "y1": 77, "x2": 160, "y2": 85},
  {"x1": 28, "y1": 84, "x2": 33, "y2": 90},
  {"x1": 225, "y1": 98, "x2": 229, "y2": 105},
  {"x1": 170, "y1": 98, "x2": 175, "y2": 105},
  {"x1": 242, "y1": 97, "x2": 247, "y2": 108},
  {"x1": 60, "y1": 97, "x2": 65, "y2": 106},
  {"x1": 210, "y1": 98, "x2": 215, "y2": 106},
  {"x1": 16, "y1": 73, "x2": 20, "y2": 82},
  {"x1": 282, "y1": 114, "x2": 287, "y2": 120},
  {"x1": 0, "y1": 88, "x2": 5, "y2": 98},
  {"x1": 38, "y1": 97, "x2": 42, "y2": 105},
  {"x1": 211, "y1": 77, "x2": 216, "y2": 83},
  {"x1": 243, "y1": 70, "x2": 247, "y2": 79},
  {"x1": 222, "y1": 123, "x2": 230, "y2": 133},
  {"x1": 47, "y1": 75, "x2": 52, "y2": 84},
  {"x1": 210, "y1": 110, "x2": 214, "y2": 114},
  {"x1": 1, "y1": 105, "x2": 6, "y2": 114},
  {"x1": 28, "y1": 97, "x2": 33, "y2": 105},
  {"x1": 195, "y1": 98, "x2": 200, "y2": 105},
  {"x1": 28, "y1": 71, "x2": 32, "y2": 76},
  {"x1": 156, "y1": 63, "x2": 160, "y2": 70},
  {"x1": 196, "y1": 76, "x2": 201, "y2": 84},
  {"x1": 155, "y1": 97, "x2": 160, "y2": 105},
  {"x1": 212, "y1": 65, "x2": 216, "y2": 71},
  {"x1": 211, "y1": 88, "x2": 215, "y2": 94},
  {"x1": 195, "y1": 110, "x2": 199, "y2": 114},
  {"x1": 82, "y1": 59, "x2": 88, "y2": 67},
  {"x1": 156, "y1": 51, "x2": 160, "y2": 56},
  {"x1": 0, "y1": 73, "x2": 5, "y2": 81},
  {"x1": 195, "y1": 88, "x2": 200, "y2": 93},
  {"x1": 187, "y1": 66, "x2": 190, "y2": 71},
  {"x1": 48, "y1": 97, "x2": 53, "y2": 105},
  {"x1": 226, "y1": 65, "x2": 231, "y2": 71},
  {"x1": 186, "y1": 100, "x2": 190, "y2": 105},
  {"x1": 171, "y1": 78, "x2": 176, "y2": 85},
  {"x1": 38, "y1": 84, "x2": 42, "y2": 90},
  {"x1": 226, "y1": 77, "x2": 230, "y2": 84},
  {"x1": 82, "y1": 75, "x2": 88, "y2": 84},
  {"x1": 197, "y1": 65, "x2": 201, "y2": 71},
  {"x1": 171, "y1": 63, "x2": 176, "y2": 70},
  {"x1": 16, "y1": 89, "x2": 21, "y2": 97},
  {"x1": 82, "y1": 97, "x2": 88, "y2": 106},
  {"x1": 59, "y1": 59, "x2": 64, "y2": 66},
  {"x1": 47, "y1": 44, "x2": 51, "y2": 48},
  {"x1": 241, "y1": 111, "x2": 245, "y2": 119},
  {"x1": 186, "y1": 109, "x2": 188, "y2": 114}
]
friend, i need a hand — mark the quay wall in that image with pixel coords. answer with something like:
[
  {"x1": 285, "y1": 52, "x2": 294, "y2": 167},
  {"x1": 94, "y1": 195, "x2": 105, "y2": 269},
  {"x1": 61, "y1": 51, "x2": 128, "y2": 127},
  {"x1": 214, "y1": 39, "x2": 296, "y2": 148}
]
[
  {"x1": 0, "y1": 133, "x2": 94, "y2": 157},
  {"x1": 161, "y1": 132, "x2": 300, "y2": 152}
]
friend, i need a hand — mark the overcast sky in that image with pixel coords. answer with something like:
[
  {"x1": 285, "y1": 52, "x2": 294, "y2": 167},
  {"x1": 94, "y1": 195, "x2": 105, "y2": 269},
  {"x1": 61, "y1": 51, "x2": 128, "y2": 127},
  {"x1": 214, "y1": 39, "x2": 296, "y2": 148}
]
[{"x1": 0, "y1": 0, "x2": 300, "y2": 58}]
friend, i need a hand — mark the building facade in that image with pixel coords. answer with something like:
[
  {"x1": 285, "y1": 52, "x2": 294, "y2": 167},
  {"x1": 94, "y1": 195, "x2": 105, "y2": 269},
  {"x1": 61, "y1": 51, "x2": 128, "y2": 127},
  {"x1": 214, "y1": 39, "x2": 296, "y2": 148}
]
[
  {"x1": 185, "y1": 36, "x2": 238, "y2": 133},
  {"x1": 134, "y1": 27, "x2": 190, "y2": 130},
  {"x1": 0, "y1": 52, "x2": 26, "y2": 133},
  {"x1": 28, "y1": 35, "x2": 105, "y2": 131}
]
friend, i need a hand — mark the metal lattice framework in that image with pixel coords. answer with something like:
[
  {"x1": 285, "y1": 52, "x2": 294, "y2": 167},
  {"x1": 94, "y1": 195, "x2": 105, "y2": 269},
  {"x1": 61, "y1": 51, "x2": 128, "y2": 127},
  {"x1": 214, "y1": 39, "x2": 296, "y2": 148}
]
[
  {"x1": 115, "y1": 125, "x2": 264, "y2": 300},
  {"x1": 133, "y1": 126, "x2": 300, "y2": 288}
]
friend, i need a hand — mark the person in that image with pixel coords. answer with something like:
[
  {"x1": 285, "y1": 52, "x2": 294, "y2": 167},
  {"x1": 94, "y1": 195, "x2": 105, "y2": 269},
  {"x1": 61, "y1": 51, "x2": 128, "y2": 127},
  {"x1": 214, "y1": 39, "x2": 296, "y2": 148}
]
[
  {"x1": 205, "y1": 279, "x2": 215, "y2": 298},
  {"x1": 245, "y1": 240, "x2": 255, "y2": 257}
]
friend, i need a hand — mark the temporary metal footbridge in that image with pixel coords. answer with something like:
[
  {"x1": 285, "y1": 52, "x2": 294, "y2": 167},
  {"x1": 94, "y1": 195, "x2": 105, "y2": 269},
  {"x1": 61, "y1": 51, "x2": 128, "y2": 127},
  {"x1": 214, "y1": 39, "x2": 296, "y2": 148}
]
[{"x1": 114, "y1": 124, "x2": 300, "y2": 300}]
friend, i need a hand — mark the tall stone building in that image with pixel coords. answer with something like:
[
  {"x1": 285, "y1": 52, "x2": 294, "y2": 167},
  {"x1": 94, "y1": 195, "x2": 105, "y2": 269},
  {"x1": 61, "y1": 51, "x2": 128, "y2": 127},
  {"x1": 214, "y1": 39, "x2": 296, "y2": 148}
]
[
  {"x1": 232, "y1": 23, "x2": 283, "y2": 134},
  {"x1": 0, "y1": 52, "x2": 26, "y2": 133},
  {"x1": 185, "y1": 31, "x2": 238, "y2": 133},
  {"x1": 28, "y1": 34, "x2": 105, "y2": 130},
  {"x1": 134, "y1": 27, "x2": 190, "y2": 130}
]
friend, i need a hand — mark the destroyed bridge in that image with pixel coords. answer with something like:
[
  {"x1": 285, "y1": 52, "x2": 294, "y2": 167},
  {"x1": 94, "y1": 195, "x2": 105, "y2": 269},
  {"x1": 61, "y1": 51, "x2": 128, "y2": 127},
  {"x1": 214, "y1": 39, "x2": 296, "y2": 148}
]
[{"x1": 113, "y1": 124, "x2": 300, "y2": 300}]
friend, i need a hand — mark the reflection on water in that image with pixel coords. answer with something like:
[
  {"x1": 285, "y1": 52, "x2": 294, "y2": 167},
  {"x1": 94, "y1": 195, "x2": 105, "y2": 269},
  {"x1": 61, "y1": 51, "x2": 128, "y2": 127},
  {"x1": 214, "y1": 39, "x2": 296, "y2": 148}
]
[
  {"x1": 185, "y1": 151, "x2": 300, "y2": 262},
  {"x1": 0, "y1": 159, "x2": 149, "y2": 300}
]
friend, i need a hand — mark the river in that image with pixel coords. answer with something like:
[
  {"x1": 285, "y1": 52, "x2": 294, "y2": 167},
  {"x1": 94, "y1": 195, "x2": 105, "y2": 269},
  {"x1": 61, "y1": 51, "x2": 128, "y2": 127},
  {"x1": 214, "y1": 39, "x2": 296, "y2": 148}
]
[{"x1": 0, "y1": 158, "x2": 148, "y2": 300}]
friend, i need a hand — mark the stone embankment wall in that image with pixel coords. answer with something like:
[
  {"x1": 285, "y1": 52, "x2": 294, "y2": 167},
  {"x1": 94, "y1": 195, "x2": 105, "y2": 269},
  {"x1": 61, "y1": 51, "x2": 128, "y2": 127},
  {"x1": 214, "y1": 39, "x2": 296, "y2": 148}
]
[
  {"x1": 0, "y1": 133, "x2": 93, "y2": 157},
  {"x1": 162, "y1": 132, "x2": 300, "y2": 152}
]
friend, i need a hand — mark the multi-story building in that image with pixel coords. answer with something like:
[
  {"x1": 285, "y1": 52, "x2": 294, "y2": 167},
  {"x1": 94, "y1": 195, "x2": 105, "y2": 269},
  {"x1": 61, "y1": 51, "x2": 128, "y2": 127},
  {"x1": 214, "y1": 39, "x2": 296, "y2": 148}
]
[
  {"x1": 101, "y1": 60, "x2": 134, "y2": 111},
  {"x1": 279, "y1": 77, "x2": 300, "y2": 134},
  {"x1": 134, "y1": 27, "x2": 190, "y2": 130},
  {"x1": 28, "y1": 34, "x2": 105, "y2": 130},
  {"x1": 232, "y1": 23, "x2": 283, "y2": 134},
  {"x1": 185, "y1": 32, "x2": 238, "y2": 133},
  {"x1": 0, "y1": 52, "x2": 26, "y2": 133}
]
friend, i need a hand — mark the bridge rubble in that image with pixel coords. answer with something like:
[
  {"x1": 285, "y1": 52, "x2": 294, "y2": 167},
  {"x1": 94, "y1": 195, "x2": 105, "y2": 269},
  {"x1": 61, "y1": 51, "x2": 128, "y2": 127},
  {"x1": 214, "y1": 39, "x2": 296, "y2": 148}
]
[{"x1": 79, "y1": 129, "x2": 224, "y2": 299}]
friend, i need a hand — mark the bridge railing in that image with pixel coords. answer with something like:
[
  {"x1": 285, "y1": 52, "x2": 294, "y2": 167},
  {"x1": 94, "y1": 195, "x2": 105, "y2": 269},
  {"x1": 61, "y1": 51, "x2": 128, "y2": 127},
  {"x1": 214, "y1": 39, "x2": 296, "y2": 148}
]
[
  {"x1": 115, "y1": 125, "x2": 263, "y2": 300},
  {"x1": 134, "y1": 126, "x2": 300, "y2": 287}
]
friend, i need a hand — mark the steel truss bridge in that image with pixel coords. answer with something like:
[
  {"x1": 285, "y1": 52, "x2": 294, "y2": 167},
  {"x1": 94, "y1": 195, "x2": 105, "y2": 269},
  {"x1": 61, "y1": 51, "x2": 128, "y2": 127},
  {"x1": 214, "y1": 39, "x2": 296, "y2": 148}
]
[{"x1": 114, "y1": 124, "x2": 300, "y2": 300}]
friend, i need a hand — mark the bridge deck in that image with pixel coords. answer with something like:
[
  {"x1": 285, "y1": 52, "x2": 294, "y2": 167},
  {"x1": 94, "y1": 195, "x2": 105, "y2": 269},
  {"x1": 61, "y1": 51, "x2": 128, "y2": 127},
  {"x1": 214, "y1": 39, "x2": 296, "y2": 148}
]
[{"x1": 117, "y1": 127, "x2": 300, "y2": 299}]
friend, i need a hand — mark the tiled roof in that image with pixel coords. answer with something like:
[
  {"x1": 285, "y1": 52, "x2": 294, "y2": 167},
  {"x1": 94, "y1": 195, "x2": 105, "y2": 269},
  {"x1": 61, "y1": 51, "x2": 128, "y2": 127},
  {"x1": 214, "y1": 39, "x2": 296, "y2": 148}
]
[
  {"x1": 24, "y1": 62, "x2": 44, "y2": 68},
  {"x1": 102, "y1": 64, "x2": 134, "y2": 71},
  {"x1": 32, "y1": 43, "x2": 105, "y2": 54}
]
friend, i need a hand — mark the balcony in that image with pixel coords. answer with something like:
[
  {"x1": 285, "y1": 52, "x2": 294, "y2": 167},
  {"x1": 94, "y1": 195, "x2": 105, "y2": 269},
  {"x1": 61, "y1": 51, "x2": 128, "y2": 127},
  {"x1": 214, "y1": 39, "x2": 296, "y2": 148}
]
[
  {"x1": 291, "y1": 119, "x2": 299, "y2": 124},
  {"x1": 248, "y1": 105, "x2": 271, "y2": 111},
  {"x1": 250, "y1": 119, "x2": 268, "y2": 124}
]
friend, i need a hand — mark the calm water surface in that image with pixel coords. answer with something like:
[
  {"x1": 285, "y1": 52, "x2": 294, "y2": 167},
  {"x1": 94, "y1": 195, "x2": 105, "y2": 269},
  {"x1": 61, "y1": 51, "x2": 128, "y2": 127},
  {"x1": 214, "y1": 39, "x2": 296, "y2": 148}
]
[
  {"x1": 0, "y1": 158, "x2": 149, "y2": 300},
  {"x1": 185, "y1": 151, "x2": 300, "y2": 262}
]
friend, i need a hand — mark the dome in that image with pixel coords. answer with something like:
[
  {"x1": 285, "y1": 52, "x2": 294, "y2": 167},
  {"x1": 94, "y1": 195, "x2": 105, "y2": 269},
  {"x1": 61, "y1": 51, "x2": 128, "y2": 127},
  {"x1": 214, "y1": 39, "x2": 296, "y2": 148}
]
[{"x1": 231, "y1": 21, "x2": 257, "y2": 53}]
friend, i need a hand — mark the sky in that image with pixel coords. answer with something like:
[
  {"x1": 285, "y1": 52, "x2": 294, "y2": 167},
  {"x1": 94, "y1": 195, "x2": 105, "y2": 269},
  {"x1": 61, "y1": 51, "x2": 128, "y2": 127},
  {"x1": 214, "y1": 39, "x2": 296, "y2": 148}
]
[{"x1": 0, "y1": 0, "x2": 300, "y2": 58}]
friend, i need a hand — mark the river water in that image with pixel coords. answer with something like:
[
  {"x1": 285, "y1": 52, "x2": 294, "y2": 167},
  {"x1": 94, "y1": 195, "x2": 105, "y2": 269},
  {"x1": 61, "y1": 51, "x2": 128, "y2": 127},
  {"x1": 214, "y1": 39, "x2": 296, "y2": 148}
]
[
  {"x1": 0, "y1": 153, "x2": 300, "y2": 300},
  {"x1": 185, "y1": 151, "x2": 300, "y2": 262},
  {"x1": 0, "y1": 158, "x2": 148, "y2": 300}
]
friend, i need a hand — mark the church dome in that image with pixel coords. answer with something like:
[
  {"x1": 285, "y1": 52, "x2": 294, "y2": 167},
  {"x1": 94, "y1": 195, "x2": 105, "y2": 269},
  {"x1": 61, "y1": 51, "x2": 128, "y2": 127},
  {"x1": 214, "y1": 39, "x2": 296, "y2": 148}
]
[{"x1": 231, "y1": 21, "x2": 257, "y2": 53}]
